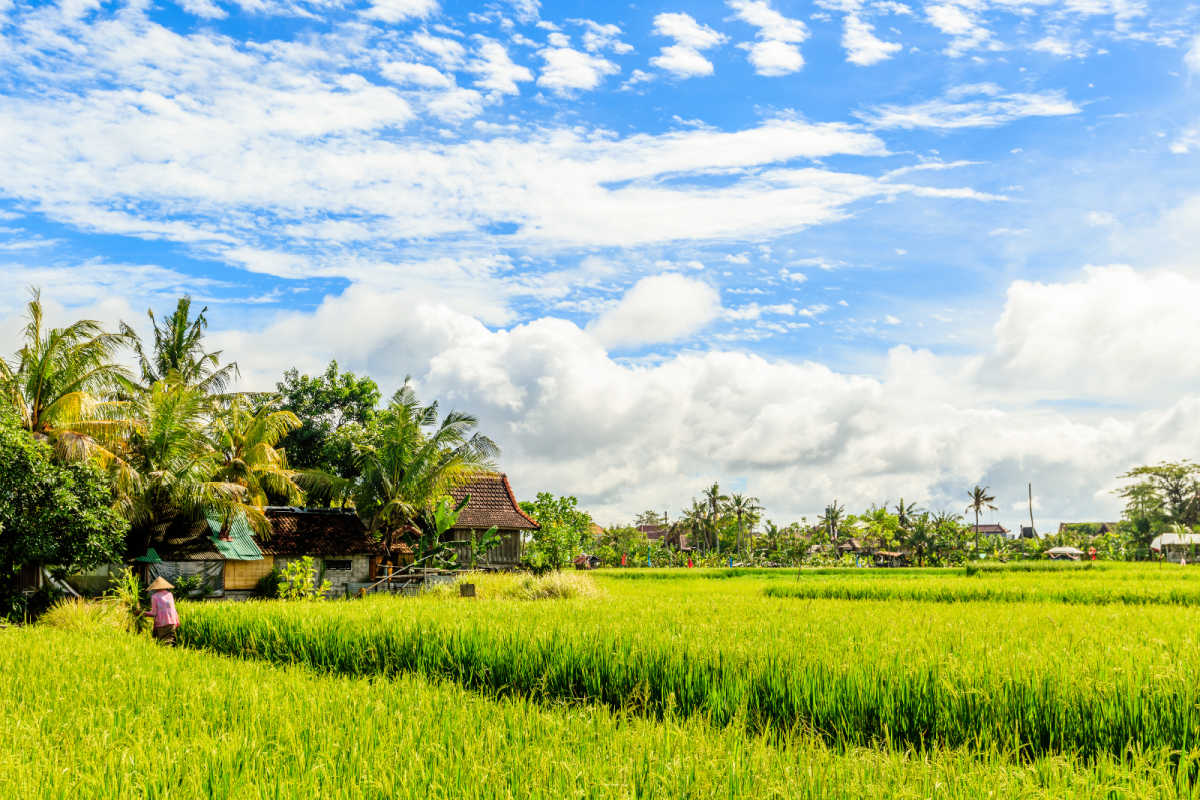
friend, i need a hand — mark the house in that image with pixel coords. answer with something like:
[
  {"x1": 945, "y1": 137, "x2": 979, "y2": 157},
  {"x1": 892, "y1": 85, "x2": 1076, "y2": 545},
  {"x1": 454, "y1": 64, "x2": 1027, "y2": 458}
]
[
  {"x1": 973, "y1": 523, "x2": 1009, "y2": 538},
  {"x1": 444, "y1": 472, "x2": 540, "y2": 568},
  {"x1": 136, "y1": 508, "x2": 394, "y2": 599},
  {"x1": 637, "y1": 524, "x2": 668, "y2": 541},
  {"x1": 1150, "y1": 532, "x2": 1200, "y2": 560}
]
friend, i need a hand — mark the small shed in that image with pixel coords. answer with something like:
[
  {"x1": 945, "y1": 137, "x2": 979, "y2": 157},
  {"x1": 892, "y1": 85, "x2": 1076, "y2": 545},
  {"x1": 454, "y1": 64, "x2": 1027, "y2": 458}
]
[
  {"x1": 1149, "y1": 532, "x2": 1200, "y2": 561},
  {"x1": 445, "y1": 472, "x2": 540, "y2": 568}
]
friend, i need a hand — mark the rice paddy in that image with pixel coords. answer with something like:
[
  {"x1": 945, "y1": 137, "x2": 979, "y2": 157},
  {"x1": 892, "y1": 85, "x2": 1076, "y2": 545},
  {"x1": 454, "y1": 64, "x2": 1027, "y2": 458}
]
[
  {"x1": 5, "y1": 625, "x2": 1197, "y2": 799},
  {"x1": 10, "y1": 562, "x2": 1200, "y2": 797},
  {"x1": 179, "y1": 565, "x2": 1200, "y2": 759}
]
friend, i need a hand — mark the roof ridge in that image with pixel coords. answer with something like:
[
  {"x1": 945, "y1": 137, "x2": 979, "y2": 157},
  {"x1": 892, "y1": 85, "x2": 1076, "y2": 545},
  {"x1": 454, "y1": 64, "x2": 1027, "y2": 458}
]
[{"x1": 501, "y1": 473, "x2": 541, "y2": 529}]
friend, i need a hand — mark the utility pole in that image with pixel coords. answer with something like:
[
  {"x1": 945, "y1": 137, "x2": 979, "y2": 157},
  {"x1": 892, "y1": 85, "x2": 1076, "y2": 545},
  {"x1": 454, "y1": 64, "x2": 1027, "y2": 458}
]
[{"x1": 1028, "y1": 483, "x2": 1036, "y2": 537}]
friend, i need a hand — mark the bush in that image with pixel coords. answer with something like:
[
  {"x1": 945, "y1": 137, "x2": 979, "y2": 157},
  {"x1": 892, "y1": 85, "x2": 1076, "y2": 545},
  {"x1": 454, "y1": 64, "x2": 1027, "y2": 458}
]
[
  {"x1": 279, "y1": 557, "x2": 331, "y2": 600},
  {"x1": 39, "y1": 598, "x2": 125, "y2": 631},
  {"x1": 423, "y1": 571, "x2": 603, "y2": 601},
  {"x1": 254, "y1": 568, "x2": 282, "y2": 598}
]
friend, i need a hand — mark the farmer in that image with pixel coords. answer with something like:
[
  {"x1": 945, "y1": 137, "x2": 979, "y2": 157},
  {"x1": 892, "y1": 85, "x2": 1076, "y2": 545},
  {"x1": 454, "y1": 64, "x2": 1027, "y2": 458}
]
[{"x1": 144, "y1": 576, "x2": 180, "y2": 646}]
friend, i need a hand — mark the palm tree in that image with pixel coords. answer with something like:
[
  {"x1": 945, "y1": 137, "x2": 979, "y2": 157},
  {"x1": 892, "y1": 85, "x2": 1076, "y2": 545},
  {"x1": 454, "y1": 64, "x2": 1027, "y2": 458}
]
[
  {"x1": 0, "y1": 290, "x2": 133, "y2": 460},
  {"x1": 123, "y1": 296, "x2": 238, "y2": 394},
  {"x1": 966, "y1": 485, "x2": 998, "y2": 552},
  {"x1": 893, "y1": 498, "x2": 920, "y2": 531},
  {"x1": 819, "y1": 500, "x2": 845, "y2": 546},
  {"x1": 353, "y1": 378, "x2": 498, "y2": 553},
  {"x1": 114, "y1": 381, "x2": 268, "y2": 554},
  {"x1": 680, "y1": 500, "x2": 708, "y2": 552},
  {"x1": 729, "y1": 493, "x2": 762, "y2": 557},
  {"x1": 904, "y1": 512, "x2": 938, "y2": 566},
  {"x1": 210, "y1": 396, "x2": 304, "y2": 507},
  {"x1": 701, "y1": 482, "x2": 729, "y2": 554}
]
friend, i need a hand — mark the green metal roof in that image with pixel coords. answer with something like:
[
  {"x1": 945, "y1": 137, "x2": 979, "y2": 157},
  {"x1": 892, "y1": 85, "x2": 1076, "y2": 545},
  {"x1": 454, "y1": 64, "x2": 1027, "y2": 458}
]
[
  {"x1": 133, "y1": 547, "x2": 162, "y2": 564},
  {"x1": 205, "y1": 512, "x2": 264, "y2": 561}
]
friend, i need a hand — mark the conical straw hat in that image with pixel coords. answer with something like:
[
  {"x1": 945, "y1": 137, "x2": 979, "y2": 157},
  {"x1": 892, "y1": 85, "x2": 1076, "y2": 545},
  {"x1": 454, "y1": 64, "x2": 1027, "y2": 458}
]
[{"x1": 147, "y1": 576, "x2": 174, "y2": 592}]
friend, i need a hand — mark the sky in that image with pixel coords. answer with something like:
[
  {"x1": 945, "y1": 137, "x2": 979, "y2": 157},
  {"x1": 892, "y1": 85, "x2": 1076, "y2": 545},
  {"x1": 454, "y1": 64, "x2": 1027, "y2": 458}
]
[{"x1": 1, "y1": 0, "x2": 1199, "y2": 530}]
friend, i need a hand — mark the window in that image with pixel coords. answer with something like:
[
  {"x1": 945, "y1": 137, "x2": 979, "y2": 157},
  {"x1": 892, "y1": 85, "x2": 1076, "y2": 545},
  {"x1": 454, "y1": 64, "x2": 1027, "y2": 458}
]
[{"x1": 324, "y1": 559, "x2": 352, "y2": 571}]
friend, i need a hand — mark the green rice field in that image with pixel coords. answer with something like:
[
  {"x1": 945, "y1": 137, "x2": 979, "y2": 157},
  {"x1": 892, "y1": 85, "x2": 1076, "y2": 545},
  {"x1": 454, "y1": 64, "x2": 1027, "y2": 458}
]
[{"x1": 9, "y1": 563, "x2": 1200, "y2": 797}]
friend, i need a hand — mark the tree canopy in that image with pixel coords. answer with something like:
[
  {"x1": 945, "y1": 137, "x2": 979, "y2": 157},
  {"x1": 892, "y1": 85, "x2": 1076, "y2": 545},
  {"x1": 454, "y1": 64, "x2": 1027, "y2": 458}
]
[{"x1": 0, "y1": 411, "x2": 127, "y2": 587}]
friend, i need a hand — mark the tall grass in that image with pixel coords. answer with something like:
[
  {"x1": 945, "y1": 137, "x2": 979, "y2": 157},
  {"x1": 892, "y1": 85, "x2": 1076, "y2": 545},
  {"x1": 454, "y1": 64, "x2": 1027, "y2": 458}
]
[
  {"x1": 1, "y1": 626, "x2": 1195, "y2": 799},
  {"x1": 180, "y1": 568, "x2": 1200, "y2": 759},
  {"x1": 764, "y1": 581, "x2": 1200, "y2": 606}
]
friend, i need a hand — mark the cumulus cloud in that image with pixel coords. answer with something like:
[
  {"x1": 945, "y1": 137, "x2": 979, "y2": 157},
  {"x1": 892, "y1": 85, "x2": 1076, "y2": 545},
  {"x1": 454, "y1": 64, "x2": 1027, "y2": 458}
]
[
  {"x1": 651, "y1": 12, "x2": 726, "y2": 78},
  {"x1": 536, "y1": 46, "x2": 620, "y2": 93},
  {"x1": 178, "y1": 0, "x2": 226, "y2": 19},
  {"x1": 117, "y1": 271, "x2": 1191, "y2": 528},
  {"x1": 575, "y1": 19, "x2": 633, "y2": 54},
  {"x1": 858, "y1": 84, "x2": 1081, "y2": 129},
  {"x1": 586, "y1": 273, "x2": 722, "y2": 349},
  {"x1": 381, "y1": 61, "x2": 454, "y2": 88},
  {"x1": 364, "y1": 0, "x2": 439, "y2": 23},
  {"x1": 469, "y1": 40, "x2": 533, "y2": 94},
  {"x1": 986, "y1": 265, "x2": 1200, "y2": 399},
  {"x1": 842, "y1": 13, "x2": 902, "y2": 65},
  {"x1": 925, "y1": 2, "x2": 991, "y2": 56},
  {"x1": 728, "y1": 0, "x2": 808, "y2": 75}
]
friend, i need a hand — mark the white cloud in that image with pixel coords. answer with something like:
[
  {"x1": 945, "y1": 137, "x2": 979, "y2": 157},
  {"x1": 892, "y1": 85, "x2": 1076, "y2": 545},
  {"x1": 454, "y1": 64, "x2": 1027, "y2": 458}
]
[
  {"x1": 925, "y1": 2, "x2": 991, "y2": 56},
  {"x1": 1186, "y1": 34, "x2": 1200, "y2": 75},
  {"x1": 858, "y1": 85, "x2": 1081, "y2": 129},
  {"x1": 536, "y1": 46, "x2": 620, "y2": 93},
  {"x1": 653, "y1": 12, "x2": 726, "y2": 49},
  {"x1": 469, "y1": 40, "x2": 533, "y2": 94},
  {"x1": 153, "y1": 273, "x2": 1197, "y2": 528},
  {"x1": 178, "y1": 0, "x2": 227, "y2": 19},
  {"x1": 650, "y1": 12, "x2": 725, "y2": 78},
  {"x1": 425, "y1": 87, "x2": 484, "y2": 121},
  {"x1": 986, "y1": 265, "x2": 1200, "y2": 399},
  {"x1": 1031, "y1": 36, "x2": 1087, "y2": 58},
  {"x1": 364, "y1": 0, "x2": 439, "y2": 23},
  {"x1": 586, "y1": 273, "x2": 721, "y2": 348},
  {"x1": 381, "y1": 61, "x2": 453, "y2": 88},
  {"x1": 651, "y1": 45, "x2": 717, "y2": 78},
  {"x1": 743, "y1": 39, "x2": 805, "y2": 75},
  {"x1": 842, "y1": 13, "x2": 902, "y2": 65},
  {"x1": 575, "y1": 19, "x2": 633, "y2": 54},
  {"x1": 412, "y1": 32, "x2": 467, "y2": 68},
  {"x1": 728, "y1": 0, "x2": 808, "y2": 75},
  {"x1": 728, "y1": 0, "x2": 808, "y2": 42}
]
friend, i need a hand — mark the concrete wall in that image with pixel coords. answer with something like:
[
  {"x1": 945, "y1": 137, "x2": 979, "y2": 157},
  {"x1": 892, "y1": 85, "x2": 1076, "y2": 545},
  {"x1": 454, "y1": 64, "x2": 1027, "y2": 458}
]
[{"x1": 274, "y1": 554, "x2": 371, "y2": 597}]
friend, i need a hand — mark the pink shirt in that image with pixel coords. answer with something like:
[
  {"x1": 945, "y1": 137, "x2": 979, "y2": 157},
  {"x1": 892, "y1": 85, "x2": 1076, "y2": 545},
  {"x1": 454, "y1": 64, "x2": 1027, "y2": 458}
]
[{"x1": 150, "y1": 591, "x2": 179, "y2": 627}]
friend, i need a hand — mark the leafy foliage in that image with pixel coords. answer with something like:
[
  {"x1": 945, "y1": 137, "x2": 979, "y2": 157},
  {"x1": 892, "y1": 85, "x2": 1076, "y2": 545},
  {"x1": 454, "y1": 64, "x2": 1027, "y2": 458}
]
[
  {"x1": 122, "y1": 296, "x2": 238, "y2": 394},
  {"x1": 520, "y1": 492, "x2": 592, "y2": 571},
  {"x1": 0, "y1": 412, "x2": 127, "y2": 594},
  {"x1": 278, "y1": 556, "x2": 331, "y2": 600},
  {"x1": 274, "y1": 360, "x2": 380, "y2": 491}
]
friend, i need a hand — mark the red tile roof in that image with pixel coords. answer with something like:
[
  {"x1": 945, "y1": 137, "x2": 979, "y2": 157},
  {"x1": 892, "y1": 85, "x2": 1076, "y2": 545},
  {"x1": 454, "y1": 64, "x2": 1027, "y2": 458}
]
[
  {"x1": 448, "y1": 473, "x2": 540, "y2": 531},
  {"x1": 262, "y1": 508, "x2": 388, "y2": 556}
]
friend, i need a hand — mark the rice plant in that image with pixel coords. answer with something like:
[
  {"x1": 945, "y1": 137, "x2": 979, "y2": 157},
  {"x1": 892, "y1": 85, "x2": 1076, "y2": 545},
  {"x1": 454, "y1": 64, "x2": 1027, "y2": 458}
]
[
  {"x1": 179, "y1": 566, "x2": 1200, "y2": 759},
  {"x1": 1, "y1": 626, "x2": 1196, "y2": 799}
]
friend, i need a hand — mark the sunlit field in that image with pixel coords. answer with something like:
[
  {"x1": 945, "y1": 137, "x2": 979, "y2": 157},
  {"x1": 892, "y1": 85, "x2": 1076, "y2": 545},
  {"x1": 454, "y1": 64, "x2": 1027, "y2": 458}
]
[{"x1": 11, "y1": 564, "x2": 1200, "y2": 798}]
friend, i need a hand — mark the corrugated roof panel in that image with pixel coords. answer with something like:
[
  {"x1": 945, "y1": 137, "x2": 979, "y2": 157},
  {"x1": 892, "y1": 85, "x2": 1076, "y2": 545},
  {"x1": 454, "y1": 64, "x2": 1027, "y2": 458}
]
[{"x1": 206, "y1": 512, "x2": 265, "y2": 561}]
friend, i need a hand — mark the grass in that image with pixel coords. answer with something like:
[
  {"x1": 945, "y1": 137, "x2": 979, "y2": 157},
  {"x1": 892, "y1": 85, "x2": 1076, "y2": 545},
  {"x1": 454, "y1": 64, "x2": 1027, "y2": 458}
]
[
  {"x1": 3, "y1": 625, "x2": 1199, "y2": 799},
  {"x1": 424, "y1": 570, "x2": 604, "y2": 600},
  {"x1": 179, "y1": 565, "x2": 1200, "y2": 759}
]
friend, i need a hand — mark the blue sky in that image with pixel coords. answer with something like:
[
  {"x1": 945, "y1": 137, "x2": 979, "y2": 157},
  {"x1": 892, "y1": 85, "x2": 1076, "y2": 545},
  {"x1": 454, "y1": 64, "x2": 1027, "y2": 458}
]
[{"x1": 1, "y1": 0, "x2": 1199, "y2": 528}]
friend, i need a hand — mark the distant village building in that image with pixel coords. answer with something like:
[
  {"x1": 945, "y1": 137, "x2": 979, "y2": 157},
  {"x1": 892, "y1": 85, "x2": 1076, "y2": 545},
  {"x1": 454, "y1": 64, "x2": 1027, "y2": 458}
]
[
  {"x1": 444, "y1": 472, "x2": 539, "y2": 568},
  {"x1": 973, "y1": 523, "x2": 1009, "y2": 538},
  {"x1": 135, "y1": 508, "x2": 393, "y2": 599},
  {"x1": 637, "y1": 523, "x2": 690, "y2": 551}
]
